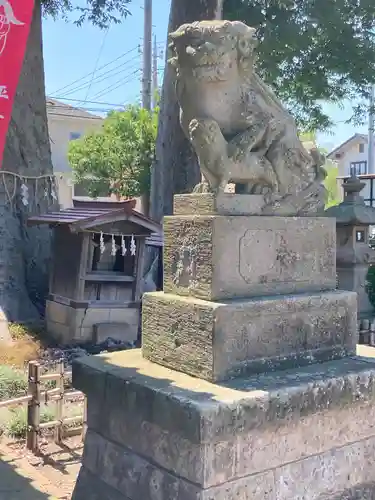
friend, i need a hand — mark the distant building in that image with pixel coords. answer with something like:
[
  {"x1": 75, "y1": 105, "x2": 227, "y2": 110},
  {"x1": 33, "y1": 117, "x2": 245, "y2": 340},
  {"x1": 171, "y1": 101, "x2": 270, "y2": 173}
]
[
  {"x1": 327, "y1": 134, "x2": 375, "y2": 206},
  {"x1": 47, "y1": 98, "x2": 103, "y2": 208}
]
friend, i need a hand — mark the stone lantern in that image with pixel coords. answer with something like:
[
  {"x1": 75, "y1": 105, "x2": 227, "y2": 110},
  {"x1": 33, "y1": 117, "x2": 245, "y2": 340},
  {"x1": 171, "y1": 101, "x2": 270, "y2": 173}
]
[{"x1": 325, "y1": 175, "x2": 375, "y2": 318}]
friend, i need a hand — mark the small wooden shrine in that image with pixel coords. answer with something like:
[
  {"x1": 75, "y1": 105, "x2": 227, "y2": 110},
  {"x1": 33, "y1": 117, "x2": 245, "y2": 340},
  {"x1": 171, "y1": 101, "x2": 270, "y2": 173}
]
[{"x1": 28, "y1": 199, "x2": 162, "y2": 345}]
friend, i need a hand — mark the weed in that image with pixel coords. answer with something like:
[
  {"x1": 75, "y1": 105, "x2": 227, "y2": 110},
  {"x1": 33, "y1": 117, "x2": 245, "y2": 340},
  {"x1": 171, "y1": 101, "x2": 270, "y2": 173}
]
[
  {"x1": 0, "y1": 323, "x2": 44, "y2": 368},
  {"x1": 6, "y1": 406, "x2": 55, "y2": 439},
  {"x1": 0, "y1": 366, "x2": 27, "y2": 400}
]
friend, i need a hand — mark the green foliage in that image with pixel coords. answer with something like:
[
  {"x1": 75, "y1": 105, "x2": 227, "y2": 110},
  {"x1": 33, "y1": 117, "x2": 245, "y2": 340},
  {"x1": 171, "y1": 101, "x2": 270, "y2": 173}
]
[
  {"x1": 5, "y1": 406, "x2": 54, "y2": 439},
  {"x1": 300, "y1": 131, "x2": 340, "y2": 208},
  {"x1": 41, "y1": 0, "x2": 131, "y2": 29},
  {"x1": 324, "y1": 162, "x2": 340, "y2": 209},
  {"x1": 365, "y1": 265, "x2": 375, "y2": 310},
  {"x1": 69, "y1": 105, "x2": 158, "y2": 199},
  {"x1": 224, "y1": 0, "x2": 375, "y2": 131},
  {"x1": 0, "y1": 366, "x2": 27, "y2": 400}
]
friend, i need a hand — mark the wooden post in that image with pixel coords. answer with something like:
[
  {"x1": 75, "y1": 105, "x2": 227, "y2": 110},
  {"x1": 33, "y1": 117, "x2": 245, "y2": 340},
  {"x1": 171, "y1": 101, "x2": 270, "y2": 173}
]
[
  {"x1": 133, "y1": 238, "x2": 146, "y2": 302},
  {"x1": 54, "y1": 361, "x2": 64, "y2": 444},
  {"x1": 75, "y1": 232, "x2": 90, "y2": 300},
  {"x1": 27, "y1": 361, "x2": 41, "y2": 452}
]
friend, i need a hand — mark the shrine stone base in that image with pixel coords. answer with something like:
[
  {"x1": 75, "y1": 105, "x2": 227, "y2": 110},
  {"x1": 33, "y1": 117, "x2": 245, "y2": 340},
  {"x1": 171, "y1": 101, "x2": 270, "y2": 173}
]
[
  {"x1": 72, "y1": 348, "x2": 375, "y2": 500},
  {"x1": 45, "y1": 297, "x2": 139, "y2": 345}
]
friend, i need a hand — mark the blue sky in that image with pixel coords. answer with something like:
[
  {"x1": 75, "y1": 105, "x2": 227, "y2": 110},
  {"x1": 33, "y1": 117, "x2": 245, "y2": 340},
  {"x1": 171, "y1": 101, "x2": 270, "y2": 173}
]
[{"x1": 42, "y1": 0, "x2": 367, "y2": 152}]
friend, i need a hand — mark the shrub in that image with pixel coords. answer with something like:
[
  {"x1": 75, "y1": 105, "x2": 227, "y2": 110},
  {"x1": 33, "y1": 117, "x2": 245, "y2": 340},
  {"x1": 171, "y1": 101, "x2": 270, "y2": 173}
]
[
  {"x1": 0, "y1": 366, "x2": 27, "y2": 400},
  {"x1": 5, "y1": 406, "x2": 55, "y2": 439}
]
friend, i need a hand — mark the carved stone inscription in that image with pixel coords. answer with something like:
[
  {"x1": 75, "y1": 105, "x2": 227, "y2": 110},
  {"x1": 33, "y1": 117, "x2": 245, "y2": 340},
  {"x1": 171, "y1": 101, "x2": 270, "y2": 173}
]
[{"x1": 238, "y1": 227, "x2": 332, "y2": 285}]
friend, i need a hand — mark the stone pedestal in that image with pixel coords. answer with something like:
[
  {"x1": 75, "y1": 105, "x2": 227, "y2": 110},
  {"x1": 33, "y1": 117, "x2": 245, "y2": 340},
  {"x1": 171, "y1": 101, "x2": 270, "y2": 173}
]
[
  {"x1": 72, "y1": 350, "x2": 375, "y2": 500},
  {"x1": 72, "y1": 193, "x2": 375, "y2": 499}
]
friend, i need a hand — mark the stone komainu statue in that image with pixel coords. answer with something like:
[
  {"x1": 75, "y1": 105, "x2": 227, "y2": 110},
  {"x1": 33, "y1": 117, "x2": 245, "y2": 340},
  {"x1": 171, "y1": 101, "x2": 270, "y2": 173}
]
[{"x1": 168, "y1": 20, "x2": 326, "y2": 215}]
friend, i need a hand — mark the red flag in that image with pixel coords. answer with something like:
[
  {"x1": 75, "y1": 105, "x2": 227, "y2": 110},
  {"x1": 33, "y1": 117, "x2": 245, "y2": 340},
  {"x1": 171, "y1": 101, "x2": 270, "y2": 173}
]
[{"x1": 0, "y1": 0, "x2": 34, "y2": 166}]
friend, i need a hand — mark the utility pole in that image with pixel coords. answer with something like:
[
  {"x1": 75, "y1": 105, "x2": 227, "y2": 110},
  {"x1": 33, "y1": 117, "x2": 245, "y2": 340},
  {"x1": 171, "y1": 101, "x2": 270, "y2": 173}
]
[
  {"x1": 142, "y1": 0, "x2": 152, "y2": 111},
  {"x1": 152, "y1": 35, "x2": 158, "y2": 109},
  {"x1": 368, "y1": 84, "x2": 375, "y2": 175}
]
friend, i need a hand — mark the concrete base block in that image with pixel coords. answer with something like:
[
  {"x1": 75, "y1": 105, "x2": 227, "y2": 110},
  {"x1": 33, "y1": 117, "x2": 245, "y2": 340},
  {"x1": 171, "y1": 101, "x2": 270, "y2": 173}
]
[
  {"x1": 72, "y1": 349, "x2": 375, "y2": 500},
  {"x1": 173, "y1": 192, "x2": 266, "y2": 216},
  {"x1": 46, "y1": 299, "x2": 139, "y2": 345},
  {"x1": 163, "y1": 214, "x2": 336, "y2": 301},
  {"x1": 142, "y1": 289, "x2": 357, "y2": 381}
]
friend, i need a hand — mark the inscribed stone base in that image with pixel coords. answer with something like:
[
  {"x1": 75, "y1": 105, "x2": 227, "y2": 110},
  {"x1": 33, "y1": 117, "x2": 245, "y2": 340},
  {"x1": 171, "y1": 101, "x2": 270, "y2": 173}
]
[
  {"x1": 142, "y1": 290, "x2": 357, "y2": 381},
  {"x1": 163, "y1": 214, "x2": 336, "y2": 301},
  {"x1": 72, "y1": 349, "x2": 375, "y2": 500}
]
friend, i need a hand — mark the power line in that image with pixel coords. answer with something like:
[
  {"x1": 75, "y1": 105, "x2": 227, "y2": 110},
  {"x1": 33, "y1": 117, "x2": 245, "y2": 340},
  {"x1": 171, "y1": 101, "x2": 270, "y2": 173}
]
[
  {"x1": 47, "y1": 105, "x2": 122, "y2": 113},
  {"x1": 47, "y1": 97, "x2": 128, "y2": 107},
  {"x1": 52, "y1": 45, "x2": 140, "y2": 95},
  {"x1": 60, "y1": 59, "x2": 141, "y2": 98},
  {"x1": 92, "y1": 70, "x2": 142, "y2": 100},
  {"x1": 80, "y1": 27, "x2": 110, "y2": 105},
  {"x1": 93, "y1": 67, "x2": 163, "y2": 103}
]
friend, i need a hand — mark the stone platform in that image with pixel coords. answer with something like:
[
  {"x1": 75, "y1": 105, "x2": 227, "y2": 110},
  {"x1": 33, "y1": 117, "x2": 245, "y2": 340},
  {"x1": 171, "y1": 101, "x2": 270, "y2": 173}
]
[
  {"x1": 72, "y1": 191, "x2": 371, "y2": 499},
  {"x1": 72, "y1": 348, "x2": 375, "y2": 500}
]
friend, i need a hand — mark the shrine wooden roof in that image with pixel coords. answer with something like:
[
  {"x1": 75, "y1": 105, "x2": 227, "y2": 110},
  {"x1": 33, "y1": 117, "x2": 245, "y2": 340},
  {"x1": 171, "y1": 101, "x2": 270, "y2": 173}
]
[{"x1": 27, "y1": 199, "x2": 162, "y2": 240}]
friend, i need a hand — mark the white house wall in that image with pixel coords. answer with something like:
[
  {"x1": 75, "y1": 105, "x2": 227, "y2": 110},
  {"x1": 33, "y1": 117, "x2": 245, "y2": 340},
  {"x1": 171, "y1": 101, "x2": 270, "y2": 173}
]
[
  {"x1": 47, "y1": 114, "x2": 102, "y2": 208},
  {"x1": 333, "y1": 141, "x2": 366, "y2": 176}
]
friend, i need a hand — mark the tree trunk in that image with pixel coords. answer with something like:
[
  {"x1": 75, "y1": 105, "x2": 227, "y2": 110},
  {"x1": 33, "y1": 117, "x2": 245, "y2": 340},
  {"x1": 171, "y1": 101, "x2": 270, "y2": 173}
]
[
  {"x1": 150, "y1": 0, "x2": 223, "y2": 222},
  {"x1": 0, "y1": 0, "x2": 54, "y2": 323}
]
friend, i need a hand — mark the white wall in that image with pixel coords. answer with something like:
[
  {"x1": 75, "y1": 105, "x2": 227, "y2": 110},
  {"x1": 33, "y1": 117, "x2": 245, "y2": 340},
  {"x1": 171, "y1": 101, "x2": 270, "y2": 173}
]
[
  {"x1": 334, "y1": 141, "x2": 369, "y2": 178},
  {"x1": 47, "y1": 114, "x2": 102, "y2": 208},
  {"x1": 332, "y1": 139, "x2": 375, "y2": 205}
]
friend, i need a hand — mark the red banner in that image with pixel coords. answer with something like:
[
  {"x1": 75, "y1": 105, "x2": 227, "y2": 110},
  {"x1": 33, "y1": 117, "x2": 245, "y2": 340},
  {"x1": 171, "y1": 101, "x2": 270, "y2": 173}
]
[{"x1": 0, "y1": 0, "x2": 34, "y2": 166}]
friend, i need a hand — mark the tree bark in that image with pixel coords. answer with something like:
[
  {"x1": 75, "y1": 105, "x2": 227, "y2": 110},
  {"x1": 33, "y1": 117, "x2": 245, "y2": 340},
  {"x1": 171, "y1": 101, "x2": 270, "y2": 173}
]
[
  {"x1": 0, "y1": 0, "x2": 54, "y2": 323},
  {"x1": 150, "y1": 0, "x2": 223, "y2": 222}
]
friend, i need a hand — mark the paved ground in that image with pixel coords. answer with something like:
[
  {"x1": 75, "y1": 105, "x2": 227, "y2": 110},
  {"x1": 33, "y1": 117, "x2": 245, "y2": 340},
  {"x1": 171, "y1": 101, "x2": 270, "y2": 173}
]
[{"x1": 0, "y1": 437, "x2": 82, "y2": 499}]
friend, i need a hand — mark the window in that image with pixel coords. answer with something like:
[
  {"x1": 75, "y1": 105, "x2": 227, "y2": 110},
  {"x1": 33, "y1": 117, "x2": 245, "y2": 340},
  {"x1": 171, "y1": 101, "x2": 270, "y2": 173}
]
[
  {"x1": 350, "y1": 161, "x2": 367, "y2": 176},
  {"x1": 69, "y1": 132, "x2": 81, "y2": 141},
  {"x1": 359, "y1": 143, "x2": 365, "y2": 153},
  {"x1": 356, "y1": 230, "x2": 365, "y2": 243}
]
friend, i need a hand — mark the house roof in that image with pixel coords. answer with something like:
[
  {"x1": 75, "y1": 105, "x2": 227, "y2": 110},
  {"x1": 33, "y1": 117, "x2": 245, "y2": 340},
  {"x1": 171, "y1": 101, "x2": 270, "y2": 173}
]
[
  {"x1": 27, "y1": 199, "x2": 162, "y2": 242},
  {"x1": 327, "y1": 133, "x2": 367, "y2": 159},
  {"x1": 46, "y1": 97, "x2": 103, "y2": 121}
]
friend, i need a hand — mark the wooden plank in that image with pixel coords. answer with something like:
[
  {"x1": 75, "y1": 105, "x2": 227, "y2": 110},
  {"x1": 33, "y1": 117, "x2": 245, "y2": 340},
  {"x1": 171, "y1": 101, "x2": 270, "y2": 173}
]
[
  {"x1": 64, "y1": 415, "x2": 84, "y2": 425},
  {"x1": 133, "y1": 238, "x2": 145, "y2": 302},
  {"x1": 64, "y1": 391, "x2": 84, "y2": 401},
  {"x1": 39, "y1": 415, "x2": 83, "y2": 430},
  {"x1": 76, "y1": 232, "x2": 90, "y2": 300},
  {"x1": 0, "y1": 395, "x2": 32, "y2": 408},
  {"x1": 40, "y1": 372, "x2": 61, "y2": 381},
  {"x1": 85, "y1": 272, "x2": 135, "y2": 283}
]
